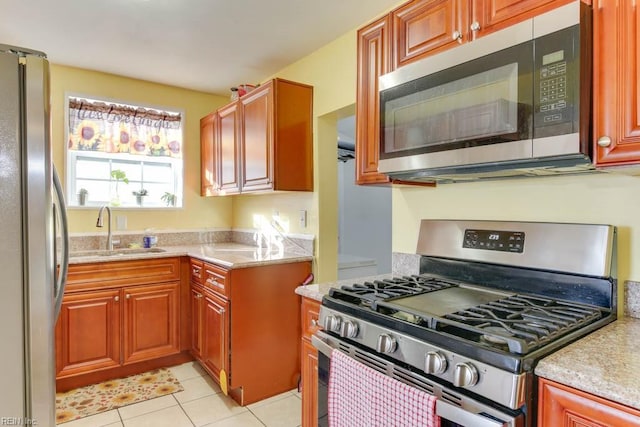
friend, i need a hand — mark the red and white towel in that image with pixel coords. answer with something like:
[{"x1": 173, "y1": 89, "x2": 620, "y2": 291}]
[{"x1": 328, "y1": 349, "x2": 441, "y2": 427}]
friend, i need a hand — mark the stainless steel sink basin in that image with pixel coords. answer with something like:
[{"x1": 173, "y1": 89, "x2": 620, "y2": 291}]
[{"x1": 70, "y1": 247, "x2": 167, "y2": 258}]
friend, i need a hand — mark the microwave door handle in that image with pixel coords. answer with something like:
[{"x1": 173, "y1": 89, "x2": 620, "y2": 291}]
[
  {"x1": 436, "y1": 400, "x2": 508, "y2": 427},
  {"x1": 52, "y1": 166, "x2": 69, "y2": 320}
]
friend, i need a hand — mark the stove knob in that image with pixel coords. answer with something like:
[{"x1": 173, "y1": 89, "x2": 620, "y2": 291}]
[
  {"x1": 339, "y1": 320, "x2": 359, "y2": 338},
  {"x1": 323, "y1": 315, "x2": 342, "y2": 333},
  {"x1": 376, "y1": 334, "x2": 397, "y2": 354},
  {"x1": 453, "y1": 362, "x2": 479, "y2": 388},
  {"x1": 425, "y1": 351, "x2": 448, "y2": 375}
]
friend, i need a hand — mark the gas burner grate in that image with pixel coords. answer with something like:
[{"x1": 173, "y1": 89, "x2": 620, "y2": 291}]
[{"x1": 439, "y1": 294, "x2": 604, "y2": 354}]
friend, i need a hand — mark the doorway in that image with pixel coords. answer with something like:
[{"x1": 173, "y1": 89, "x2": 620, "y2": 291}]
[{"x1": 337, "y1": 115, "x2": 391, "y2": 279}]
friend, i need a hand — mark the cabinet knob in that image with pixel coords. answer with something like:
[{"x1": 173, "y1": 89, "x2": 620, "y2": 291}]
[
  {"x1": 311, "y1": 318, "x2": 318, "y2": 327},
  {"x1": 126, "y1": 294, "x2": 131, "y2": 299},
  {"x1": 470, "y1": 21, "x2": 481, "y2": 32},
  {"x1": 597, "y1": 136, "x2": 612, "y2": 147},
  {"x1": 114, "y1": 296, "x2": 119, "y2": 302},
  {"x1": 452, "y1": 30, "x2": 463, "y2": 43}
]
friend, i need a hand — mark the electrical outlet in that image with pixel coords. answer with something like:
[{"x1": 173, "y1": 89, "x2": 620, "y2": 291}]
[
  {"x1": 116, "y1": 215, "x2": 127, "y2": 230},
  {"x1": 299, "y1": 210, "x2": 307, "y2": 229}
]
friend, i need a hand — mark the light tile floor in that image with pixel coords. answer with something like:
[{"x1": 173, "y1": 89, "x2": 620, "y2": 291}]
[{"x1": 59, "y1": 362, "x2": 302, "y2": 427}]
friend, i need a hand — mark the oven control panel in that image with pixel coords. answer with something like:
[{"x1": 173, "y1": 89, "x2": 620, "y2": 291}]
[{"x1": 463, "y1": 229, "x2": 525, "y2": 253}]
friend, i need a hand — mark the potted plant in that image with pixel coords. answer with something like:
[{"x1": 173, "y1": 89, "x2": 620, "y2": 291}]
[
  {"x1": 110, "y1": 169, "x2": 129, "y2": 206},
  {"x1": 132, "y1": 189, "x2": 148, "y2": 206},
  {"x1": 77, "y1": 188, "x2": 88, "y2": 206},
  {"x1": 161, "y1": 192, "x2": 177, "y2": 207}
]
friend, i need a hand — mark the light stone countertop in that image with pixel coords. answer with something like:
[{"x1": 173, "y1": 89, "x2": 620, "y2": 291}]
[
  {"x1": 295, "y1": 274, "x2": 394, "y2": 301},
  {"x1": 535, "y1": 317, "x2": 640, "y2": 410},
  {"x1": 68, "y1": 242, "x2": 312, "y2": 269}
]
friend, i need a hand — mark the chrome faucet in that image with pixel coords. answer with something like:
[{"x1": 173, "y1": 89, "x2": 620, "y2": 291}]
[{"x1": 96, "y1": 205, "x2": 114, "y2": 251}]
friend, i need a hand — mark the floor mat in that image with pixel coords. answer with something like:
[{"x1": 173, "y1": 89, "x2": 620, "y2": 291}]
[{"x1": 55, "y1": 368, "x2": 183, "y2": 424}]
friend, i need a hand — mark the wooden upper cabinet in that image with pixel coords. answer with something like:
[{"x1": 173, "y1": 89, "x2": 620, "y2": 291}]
[
  {"x1": 470, "y1": 0, "x2": 574, "y2": 39},
  {"x1": 593, "y1": 0, "x2": 640, "y2": 166},
  {"x1": 218, "y1": 102, "x2": 241, "y2": 195},
  {"x1": 241, "y1": 83, "x2": 273, "y2": 192},
  {"x1": 392, "y1": 0, "x2": 467, "y2": 68},
  {"x1": 356, "y1": 15, "x2": 391, "y2": 185},
  {"x1": 200, "y1": 78, "x2": 313, "y2": 196},
  {"x1": 200, "y1": 112, "x2": 218, "y2": 197},
  {"x1": 539, "y1": 378, "x2": 640, "y2": 426}
]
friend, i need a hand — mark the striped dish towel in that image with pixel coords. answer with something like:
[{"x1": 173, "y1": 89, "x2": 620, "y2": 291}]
[{"x1": 328, "y1": 349, "x2": 441, "y2": 427}]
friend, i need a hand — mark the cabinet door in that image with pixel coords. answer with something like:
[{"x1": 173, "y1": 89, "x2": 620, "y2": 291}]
[
  {"x1": 539, "y1": 378, "x2": 640, "y2": 426},
  {"x1": 241, "y1": 83, "x2": 274, "y2": 192},
  {"x1": 202, "y1": 290, "x2": 230, "y2": 387},
  {"x1": 356, "y1": 15, "x2": 391, "y2": 185},
  {"x1": 471, "y1": 0, "x2": 573, "y2": 40},
  {"x1": 392, "y1": 0, "x2": 467, "y2": 68},
  {"x1": 122, "y1": 282, "x2": 180, "y2": 364},
  {"x1": 190, "y1": 284, "x2": 204, "y2": 359},
  {"x1": 301, "y1": 339, "x2": 319, "y2": 427},
  {"x1": 55, "y1": 289, "x2": 121, "y2": 377},
  {"x1": 200, "y1": 112, "x2": 218, "y2": 196},
  {"x1": 218, "y1": 102, "x2": 241, "y2": 194},
  {"x1": 594, "y1": 0, "x2": 640, "y2": 166}
]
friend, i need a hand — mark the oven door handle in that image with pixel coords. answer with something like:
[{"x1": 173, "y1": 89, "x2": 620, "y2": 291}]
[
  {"x1": 436, "y1": 399, "x2": 507, "y2": 427},
  {"x1": 311, "y1": 332, "x2": 336, "y2": 357}
]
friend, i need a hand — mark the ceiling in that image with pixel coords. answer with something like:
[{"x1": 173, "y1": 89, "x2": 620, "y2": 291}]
[{"x1": 0, "y1": 0, "x2": 399, "y2": 96}]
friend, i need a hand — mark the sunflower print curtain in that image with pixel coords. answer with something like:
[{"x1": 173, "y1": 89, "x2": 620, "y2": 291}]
[{"x1": 68, "y1": 97, "x2": 182, "y2": 158}]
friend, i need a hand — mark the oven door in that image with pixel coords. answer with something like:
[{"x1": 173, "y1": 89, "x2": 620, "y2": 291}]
[{"x1": 313, "y1": 331, "x2": 524, "y2": 427}]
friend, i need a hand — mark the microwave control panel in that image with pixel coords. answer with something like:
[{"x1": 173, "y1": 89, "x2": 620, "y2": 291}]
[{"x1": 533, "y1": 25, "x2": 579, "y2": 137}]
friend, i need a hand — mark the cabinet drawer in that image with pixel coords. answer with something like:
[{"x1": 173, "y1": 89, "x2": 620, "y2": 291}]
[
  {"x1": 66, "y1": 257, "x2": 181, "y2": 292},
  {"x1": 204, "y1": 263, "x2": 229, "y2": 298},
  {"x1": 302, "y1": 297, "x2": 321, "y2": 341},
  {"x1": 190, "y1": 258, "x2": 204, "y2": 285}
]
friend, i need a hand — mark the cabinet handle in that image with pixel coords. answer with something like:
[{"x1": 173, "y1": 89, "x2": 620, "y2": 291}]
[
  {"x1": 114, "y1": 295, "x2": 119, "y2": 302},
  {"x1": 192, "y1": 267, "x2": 201, "y2": 277},
  {"x1": 206, "y1": 277, "x2": 220, "y2": 287},
  {"x1": 597, "y1": 136, "x2": 612, "y2": 147},
  {"x1": 126, "y1": 294, "x2": 131, "y2": 299},
  {"x1": 311, "y1": 318, "x2": 319, "y2": 327},
  {"x1": 470, "y1": 21, "x2": 481, "y2": 32},
  {"x1": 452, "y1": 30, "x2": 463, "y2": 43}
]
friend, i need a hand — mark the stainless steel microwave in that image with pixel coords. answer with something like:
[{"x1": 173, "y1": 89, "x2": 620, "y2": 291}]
[{"x1": 378, "y1": 1, "x2": 593, "y2": 183}]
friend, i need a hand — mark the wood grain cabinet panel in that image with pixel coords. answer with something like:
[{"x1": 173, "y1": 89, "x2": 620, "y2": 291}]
[
  {"x1": 301, "y1": 297, "x2": 321, "y2": 427},
  {"x1": 593, "y1": 0, "x2": 640, "y2": 166},
  {"x1": 190, "y1": 284, "x2": 204, "y2": 360},
  {"x1": 122, "y1": 282, "x2": 180, "y2": 364},
  {"x1": 200, "y1": 78, "x2": 312, "y2": 195},
  {"x1": 218, "y1": 102, "x2": 242, "y2": 195},
  {"x1": 356, "y1": 15, "x2": 391, "y2": 185},
  {"x1": 200, "y1": 112, "x2": 218, "y2": 196},
  {"x1": 55, "y1": 289, "x2": 121, "y2": 377},
  {"x1": 392, "y1": 0, "x2": 466, "y2": 68},
  {"x1": 539, "y1": 378, "x2": 640, "y2": 426},
  {"x1": 202, "y1": 289, "x2": 230, "y2": 385}
]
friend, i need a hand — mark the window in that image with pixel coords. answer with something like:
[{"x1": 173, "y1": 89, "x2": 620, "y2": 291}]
[{"x1": 65, "y1": 96, "x2": 183, "y2": 208}]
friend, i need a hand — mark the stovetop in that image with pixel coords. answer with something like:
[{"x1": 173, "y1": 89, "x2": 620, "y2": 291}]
[{"x1": 327, "y1": 274, "x2": 607, "y2": 355}]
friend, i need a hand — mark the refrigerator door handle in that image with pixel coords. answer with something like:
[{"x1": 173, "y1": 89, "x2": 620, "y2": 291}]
[{"x1": 53, "y1": 165, "x2": 69, "y2": 320}]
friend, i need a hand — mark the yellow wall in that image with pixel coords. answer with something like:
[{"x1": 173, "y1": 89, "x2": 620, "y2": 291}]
[{"x1": 50, "y1": 64, "x2": 233, "y2": 233}]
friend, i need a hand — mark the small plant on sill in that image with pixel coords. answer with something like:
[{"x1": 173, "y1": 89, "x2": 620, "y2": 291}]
[{"x1": 161, "y1": 192, "x2": 177, "y2": 207}]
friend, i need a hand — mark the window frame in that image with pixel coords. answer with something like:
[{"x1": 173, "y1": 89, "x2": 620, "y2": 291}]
[{"x1": 64, "y1": 93, "x2": 185, "y2": 210}]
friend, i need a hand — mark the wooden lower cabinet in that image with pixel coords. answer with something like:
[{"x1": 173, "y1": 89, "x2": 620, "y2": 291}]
[
  {"x1": 190, "y1": 284, "x2": 204, "y2": 359},
  {"x1": 301, "y1": 297, "x2": 321, "y2": 427},
  {"x1": 191, "y1": 259, "x2": 312, "y2": 406},
  {"x1": 202, "y1": 289, "x2": 229, "y2": 385},
  {"x1": 55, "y1": 288, "x2": 121, "y2": 377},
  {"x1": 122, "y1": 282, "x2": 180, "y2": 364},
  {"x1": 538, "y1": 378, "x2": 640, "y2": 426},
  {"x1": 55, "y1": 257, "x2": 190, "y2": 391}
]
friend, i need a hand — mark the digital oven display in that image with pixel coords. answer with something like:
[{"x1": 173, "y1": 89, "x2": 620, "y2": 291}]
[{"x1": 463, "y1": 229, "x2": 525, "y2": 253}]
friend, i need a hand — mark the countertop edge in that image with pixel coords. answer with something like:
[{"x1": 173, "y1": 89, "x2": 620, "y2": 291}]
[{"x1": 535, "y1": 317, "x2": 640, "y2": 410}]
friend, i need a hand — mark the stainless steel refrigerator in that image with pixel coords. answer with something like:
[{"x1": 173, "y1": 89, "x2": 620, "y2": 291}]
[{"x1": 0, "y1": 44, "x2": 69, "y2": 426}]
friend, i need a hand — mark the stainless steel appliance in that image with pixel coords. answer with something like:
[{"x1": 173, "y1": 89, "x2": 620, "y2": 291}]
[
  {"x1": 0, "y1": 44, "x2": 69, "y2": 425},
  {"x1": 378, "y1": 1, "x2": 593, "y2": 183},
  {"x1": 313, "y1": 220, "x2": 616, "y2": 427}
]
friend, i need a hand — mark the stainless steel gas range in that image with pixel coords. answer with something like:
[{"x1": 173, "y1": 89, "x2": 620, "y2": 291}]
[{"x1": 312, "y1": 220, "x2": 616, "y2": 427}]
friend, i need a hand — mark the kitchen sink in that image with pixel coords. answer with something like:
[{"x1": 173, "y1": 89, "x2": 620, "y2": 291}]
[{"x1": 70, "y1": 247, "x2": 167, "y2": 258}]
